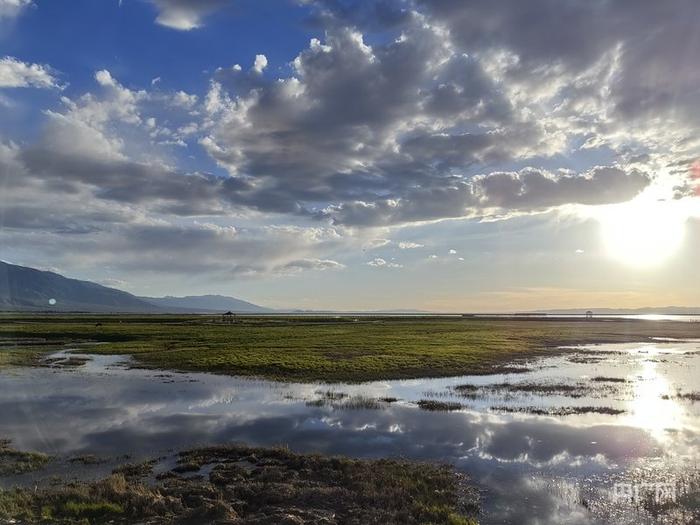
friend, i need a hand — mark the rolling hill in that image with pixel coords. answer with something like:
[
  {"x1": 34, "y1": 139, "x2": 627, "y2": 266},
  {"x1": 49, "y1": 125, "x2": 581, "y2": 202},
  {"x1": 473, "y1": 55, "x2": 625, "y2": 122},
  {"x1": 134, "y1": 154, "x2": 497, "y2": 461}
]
[{"x1": 0, "y1": 261, "x2": 156, "y2": 312}]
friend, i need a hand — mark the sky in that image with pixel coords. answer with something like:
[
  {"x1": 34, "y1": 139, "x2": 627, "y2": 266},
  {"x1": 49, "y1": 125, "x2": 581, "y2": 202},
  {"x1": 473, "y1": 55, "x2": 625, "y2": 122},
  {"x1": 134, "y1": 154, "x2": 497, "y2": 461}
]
[{"x1": 0, "y1": 0, "x2": 699, "y2": 312}]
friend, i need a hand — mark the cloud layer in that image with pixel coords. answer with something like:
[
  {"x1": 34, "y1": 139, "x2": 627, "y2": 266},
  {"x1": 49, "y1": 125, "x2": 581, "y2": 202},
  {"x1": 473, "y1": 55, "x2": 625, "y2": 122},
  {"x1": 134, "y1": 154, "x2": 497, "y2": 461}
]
[{"x1": 2, "y1": 0, "x2": 699, "y2": 287}]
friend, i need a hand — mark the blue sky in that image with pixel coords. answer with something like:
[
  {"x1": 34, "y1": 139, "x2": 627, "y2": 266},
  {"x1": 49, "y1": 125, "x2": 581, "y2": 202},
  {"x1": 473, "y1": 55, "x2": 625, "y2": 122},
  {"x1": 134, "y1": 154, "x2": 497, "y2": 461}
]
[
  {"x1": 0, "y1": 1, "x2": 314, "y2": 153},
  {"x1": 1, "y1": 0, "x2": 699, "y2": 311}
]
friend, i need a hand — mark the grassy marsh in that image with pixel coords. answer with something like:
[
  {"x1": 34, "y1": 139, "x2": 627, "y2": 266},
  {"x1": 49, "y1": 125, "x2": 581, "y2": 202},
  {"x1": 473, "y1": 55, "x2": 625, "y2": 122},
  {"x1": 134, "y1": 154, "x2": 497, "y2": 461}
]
[
  {"x1": 490, "y1": 405, "x2": 626, "y2": 416},
  {"x1": 0, "y1": 444, "x2": 479, "y2": 524},
  {"x1": 454, "y1": 381, "x2": 591, "y2": 398},
  {"x1": 0, "y1": 314, "x2": 698, "y2": 382},
  {"x1": 417, "y1": 400, "x2": 465, "y2": 411},
  {"x1": 0, "y1": 440, "x2": 52, "y2": 477}
]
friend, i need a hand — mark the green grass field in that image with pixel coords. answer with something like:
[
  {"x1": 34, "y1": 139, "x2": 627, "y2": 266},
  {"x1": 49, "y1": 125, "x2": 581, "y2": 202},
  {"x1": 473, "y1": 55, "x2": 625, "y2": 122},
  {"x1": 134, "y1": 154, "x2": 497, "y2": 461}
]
[{"x1": 0, "y1": 314, "x2": 697, "y2": 382}]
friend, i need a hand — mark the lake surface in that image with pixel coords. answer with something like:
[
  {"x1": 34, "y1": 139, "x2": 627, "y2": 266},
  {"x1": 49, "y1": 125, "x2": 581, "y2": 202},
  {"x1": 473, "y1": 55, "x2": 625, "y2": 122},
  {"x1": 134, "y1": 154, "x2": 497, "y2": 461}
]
[{"x1": 1, "y1": 340, "x2": 699, "y2": 524}]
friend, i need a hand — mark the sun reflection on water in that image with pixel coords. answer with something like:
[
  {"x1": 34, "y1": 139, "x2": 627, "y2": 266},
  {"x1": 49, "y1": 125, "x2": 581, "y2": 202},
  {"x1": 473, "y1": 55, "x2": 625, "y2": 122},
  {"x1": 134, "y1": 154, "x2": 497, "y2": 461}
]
[{"x1": 625, "y1": 346, "x2": 685, "y2": 442}]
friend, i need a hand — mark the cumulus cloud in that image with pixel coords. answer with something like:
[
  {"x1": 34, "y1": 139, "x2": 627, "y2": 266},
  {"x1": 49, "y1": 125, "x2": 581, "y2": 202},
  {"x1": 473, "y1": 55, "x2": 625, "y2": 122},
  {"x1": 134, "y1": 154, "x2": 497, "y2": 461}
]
[
  {"x1": 0, "y1": 57, "x2": 59, "y2": 88},
  {"x1": 321, "y1": 166, "x2": 649, "y2": 226},
  {"x1": 398, "y1": 242, "x2": 423, "y2": 249},
  {"x1": 0, "y1": 87, "x2": 218, "y2": 239},
  {"x1": 363, "y1": 238, "x2": 391, "y2": 250},
  {"x1": 418, "y1": 0, "x2": 700, "y2": 148},
  {"x1": 278, "y1": 258, "x2": 345, "y2": 274},
  {"x1": 193, "y1": 7, "x2": 661, "y2": 226},
  {"x1": 2, "y1": 91, "x2": 356, "y2": 281},
  {"x1": 149, "y1": 0, "x2": 229, "y2": 30},
  {"x1": 171, "y1": 90, "x2": 198, "y2": 109},
  {"x1": 4, "y1": 69, "x2": 245, "y2": 219},
  {"x1": 199, "y1": 21, "x2": 527, "y2": 218},
  {"x1": 366, "y1": 257, "x2": 402, "y2": 269},
  {"x1": 472, "y1": 166, "x2": 651, "y2": 210},
  {"x1": 0, "y1": 0, "x2": 30, "y2": 20},
  {"x1": 252, "y1": 54, "x2": 268, "y2": 74}
]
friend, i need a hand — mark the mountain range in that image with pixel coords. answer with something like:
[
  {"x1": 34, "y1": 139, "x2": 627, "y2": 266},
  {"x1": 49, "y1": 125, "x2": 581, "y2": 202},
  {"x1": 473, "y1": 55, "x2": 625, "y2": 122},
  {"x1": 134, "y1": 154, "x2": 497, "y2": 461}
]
[
  {"x1": 139, "y1": 295, "x2": 269, "y2": 313},
  {"x1": 0, "y1": 261, "x2": 270, "y2": 313}
]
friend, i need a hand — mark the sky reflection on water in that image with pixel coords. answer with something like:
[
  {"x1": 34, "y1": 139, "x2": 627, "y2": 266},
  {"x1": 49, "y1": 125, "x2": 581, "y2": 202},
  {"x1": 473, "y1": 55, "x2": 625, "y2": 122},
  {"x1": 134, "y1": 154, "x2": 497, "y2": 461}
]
[{"x1": 0, "y1": 341, "x2": 698, "y2": 524}]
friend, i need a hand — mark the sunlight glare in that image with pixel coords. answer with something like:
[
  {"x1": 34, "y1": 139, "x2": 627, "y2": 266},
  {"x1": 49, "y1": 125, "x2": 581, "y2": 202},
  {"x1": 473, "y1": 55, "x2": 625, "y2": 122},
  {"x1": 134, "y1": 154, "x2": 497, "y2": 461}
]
[
  {"x1": 626, "y1": 346, "x2": 684, "y2": 441},
  {"x1": 599, "y1": 200, "x2": 686, "y2": 268}
]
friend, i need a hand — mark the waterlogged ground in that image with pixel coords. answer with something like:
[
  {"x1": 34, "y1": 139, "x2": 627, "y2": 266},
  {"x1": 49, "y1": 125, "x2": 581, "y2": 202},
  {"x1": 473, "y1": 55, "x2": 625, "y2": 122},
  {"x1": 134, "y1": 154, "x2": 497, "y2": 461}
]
[{"x1": 1, "y1": 340, "x2": 699, "y2": 524}]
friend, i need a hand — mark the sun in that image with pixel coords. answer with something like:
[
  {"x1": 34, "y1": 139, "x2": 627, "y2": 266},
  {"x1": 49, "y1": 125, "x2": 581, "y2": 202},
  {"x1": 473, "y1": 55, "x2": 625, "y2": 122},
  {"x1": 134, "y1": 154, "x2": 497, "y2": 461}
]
[{"x1": 599, "y1": 199, "x2": 686, "y2": 268}]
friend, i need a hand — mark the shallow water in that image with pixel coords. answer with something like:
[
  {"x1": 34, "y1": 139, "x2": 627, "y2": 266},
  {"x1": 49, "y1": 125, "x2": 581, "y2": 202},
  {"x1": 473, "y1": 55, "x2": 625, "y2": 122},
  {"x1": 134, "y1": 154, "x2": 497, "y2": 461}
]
[{"x1": 1, "y1": 341, "x2": 699, "y2": 524}]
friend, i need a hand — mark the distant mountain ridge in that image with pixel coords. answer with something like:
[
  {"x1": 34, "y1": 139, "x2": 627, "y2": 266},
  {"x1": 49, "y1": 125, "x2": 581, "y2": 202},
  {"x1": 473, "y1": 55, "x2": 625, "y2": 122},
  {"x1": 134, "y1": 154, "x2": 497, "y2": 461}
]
[
  {"x1": 0, "y1": 261, "x2": 269, "y2": 313},
  {"x1": 139, "y1": 295, "x2": 271, "y2": 313}
]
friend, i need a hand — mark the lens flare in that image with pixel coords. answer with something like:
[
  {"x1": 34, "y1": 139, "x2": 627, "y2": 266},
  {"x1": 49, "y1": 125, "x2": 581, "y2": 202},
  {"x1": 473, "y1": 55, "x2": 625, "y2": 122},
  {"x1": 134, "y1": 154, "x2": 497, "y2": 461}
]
[{"x1": 691, "y1": 160, "x2": 700, "y2": 196}]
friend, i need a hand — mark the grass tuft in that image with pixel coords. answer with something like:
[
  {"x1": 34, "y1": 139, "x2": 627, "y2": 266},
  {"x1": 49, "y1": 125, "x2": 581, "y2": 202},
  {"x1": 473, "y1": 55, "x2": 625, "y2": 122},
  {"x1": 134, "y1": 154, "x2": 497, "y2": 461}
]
[
  {"x1": 0, "y1": 444, "x2": 479, "y2": 524},
  {"x1": 0, "y1": 439, "x2": 52, "y2": 476}
]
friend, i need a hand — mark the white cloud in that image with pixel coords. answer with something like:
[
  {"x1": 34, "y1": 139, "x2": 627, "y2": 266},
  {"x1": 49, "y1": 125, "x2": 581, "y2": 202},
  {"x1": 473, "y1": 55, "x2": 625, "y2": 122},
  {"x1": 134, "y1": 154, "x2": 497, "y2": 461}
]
[
  {"x1": 0, "y1": 0, "x2": 30, "y2": 20},
  {"x1": 198, "y1": 16, "x2": 655, "y2": 228},
  {"x1": 94, "y1": 69, "x2": 115, "y2": 87},
  {"x1": 364, "y1": 238, "x2": 391, "y2": 250},
  {"x1": 27, "y1": 70, "x2": 149, "y2": 165},
  {"x1": 0, "y1": 57, "x2": 58, "y2": 89},
  {"x1": 88, "y1": 69, "x2": 146, "y2": 126},
  {"x1": 253, "y1": 54, "x2": 268, "y2": 74},
  {"x1": 40, "y1": 69, "x2": 203, "y2": 159},
  {"x1": 398, "y1": 241, "x2": 423, "y2": 249},
  {"x1": 366, "y1": 257, "x2": 402, "y2": 268},
  {"x1": 99, "y1": 278, "x2": 128, "y2": 288},
  {"x1": 278, "y1": 258, "x2": 345, "y2": 274},
  {"x1": 0, "y1": 174, "x2": 352, "y2": 278},
  {"x1": 177, "y1": 122, "x2": 199, "y2": 136},
  {"x1": 171, "y1": 90, "x2": 197, "y2": 108},
  {"x1": 150, "y1": 0, "x2": 228, "y2": 31}
]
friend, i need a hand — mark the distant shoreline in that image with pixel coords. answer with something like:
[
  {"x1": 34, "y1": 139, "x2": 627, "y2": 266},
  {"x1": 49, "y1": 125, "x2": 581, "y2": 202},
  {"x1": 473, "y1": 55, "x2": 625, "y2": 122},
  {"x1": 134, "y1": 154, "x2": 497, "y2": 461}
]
[{"x1": 2, "y1": 310, "x2": 699, "y2": 322}]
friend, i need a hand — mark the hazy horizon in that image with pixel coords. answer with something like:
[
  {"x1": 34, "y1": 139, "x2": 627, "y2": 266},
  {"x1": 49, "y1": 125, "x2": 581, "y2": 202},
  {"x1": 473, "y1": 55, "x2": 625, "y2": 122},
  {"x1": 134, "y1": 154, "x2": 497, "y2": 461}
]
[{"x1": 1, "y1": 0, "x2": 699, "y2": 311}]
